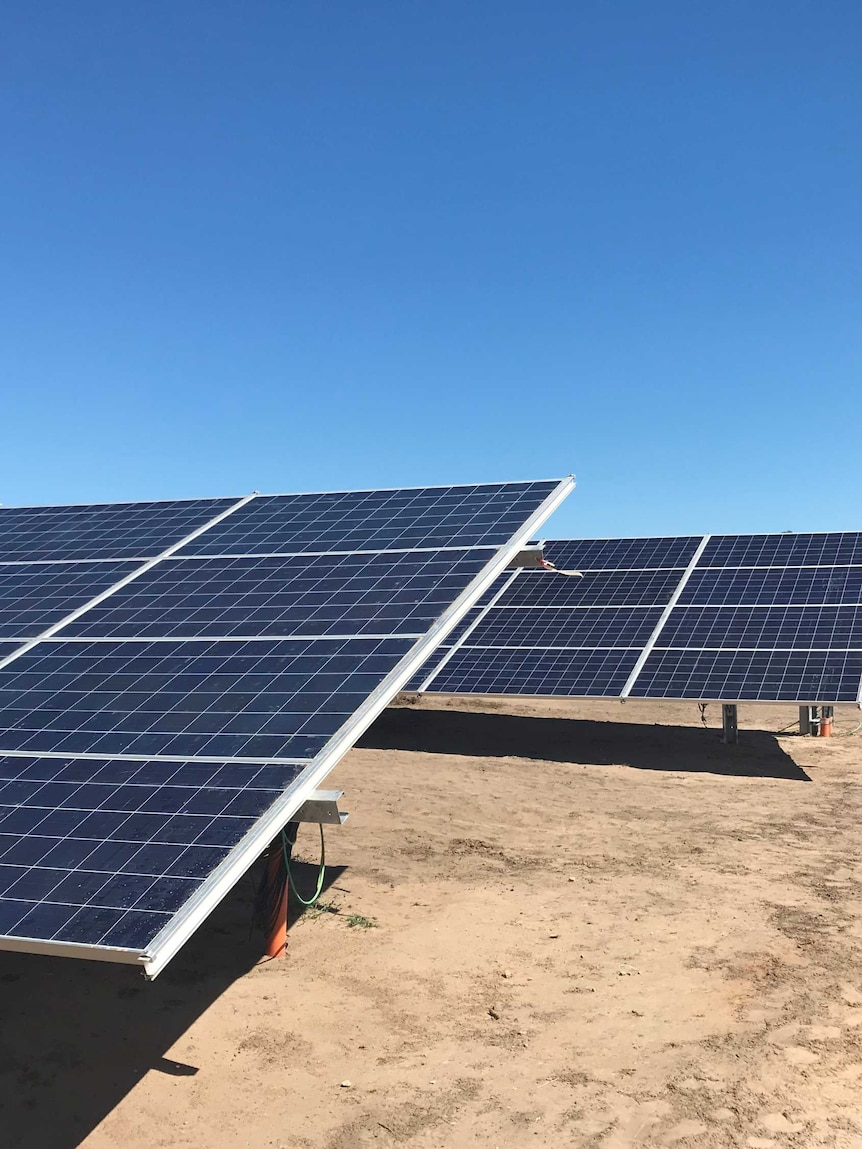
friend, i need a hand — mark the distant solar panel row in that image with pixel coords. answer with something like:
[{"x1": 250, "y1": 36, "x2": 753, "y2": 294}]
[
  {"x1": 416, "y1": 532, "x2": 862, "y2": 704},
  {"x1": 0, "y1": 480, "x2": 571, "y2": 973}
]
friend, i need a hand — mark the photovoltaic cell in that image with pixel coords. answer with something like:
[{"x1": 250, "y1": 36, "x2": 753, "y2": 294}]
[
  {"x1": 175, "y1": 483, "x2": 560, "y2": 556},
  {"x1": 0, "y1": 561, "x2": 138, "y2": 638},
  {"x1": 0, "y1": 637, "x2": 414, "y2": 761},
  {"x1": 0, "y1": 499, "x2": 236, "y2": 562},
  {"x1": 543, "y1": 537, "x2": 701, "y2": 571},
  {"x1": 630, "y1": 649, "x2": 862, "y2": 702},
  {"x1": 61, "y1": 551, "x2": 490, "y2": 639},
  {"x1": 657, "y1": 606, "x2": 862, "y2": 650}
]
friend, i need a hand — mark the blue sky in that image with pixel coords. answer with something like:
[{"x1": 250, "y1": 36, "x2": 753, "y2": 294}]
[{"x1": 2, "y1": 2, "x2": 860, "y2": 539}]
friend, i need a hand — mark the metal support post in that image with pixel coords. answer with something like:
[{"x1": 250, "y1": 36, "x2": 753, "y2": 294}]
[
  {"x1": 263, "y1": 821, "x2": 298, "y2": 960},
  {"x1": 261, "y1": 791, "x2": 347, "y2": 961},
  {"x1": 721, "y1": 704, "x2": 739, "y2": 744},
  {"x1": 799, "y1": 706, "x2": 812, "y2": 735}
]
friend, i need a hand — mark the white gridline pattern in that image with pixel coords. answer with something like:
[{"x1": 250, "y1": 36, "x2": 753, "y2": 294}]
[
  {"x1": 680, "y1": 567, "x2": 862, "y2": 607},
  {"x1": 629, "y1": 649, "x2": 862, "y2": 702},
  {"x1": 0, "y1": 561, "x2": 138, "y2": 638},
  {"x1": 175, "y1": 484, "x2": 558, "y2": 557},
  {"x1": 0, "y1": 499, "x2": 238, "y2": 562},
  {"x1": 58, "y1": 550, "x2": 490, "y2": 640},
  {"x1": 700, "y1": 533, "x2": 862, "y2": 569},
  {"x1": 0, "y1": 636, "x2": 413, "y2": 761},
  {"x1": 656, "y1": 605, "x2": 862, "y2": 651}
]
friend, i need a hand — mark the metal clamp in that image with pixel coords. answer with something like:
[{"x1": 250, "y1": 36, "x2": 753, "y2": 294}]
[{"x1": 293, "y1": 789, "x2": 349, "y2": 825}]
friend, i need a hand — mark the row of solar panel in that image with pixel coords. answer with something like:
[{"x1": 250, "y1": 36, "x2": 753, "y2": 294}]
[
  {"x1": 6, "y1": 557, "x2": 862, "y2": 645},
  {"x1": 544, "y1": 534, "x2": 862, "y2": 570},
  {"x1": 0, "y1": 483, "x2": 556, "y2": 562},
  {"x1": 415, "y1": 534, "x2": 862, "y2": 702}
]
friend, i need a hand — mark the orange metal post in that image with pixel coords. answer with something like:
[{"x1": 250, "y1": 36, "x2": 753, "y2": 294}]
[
  {"x1": 264, "y1": 843, "x2": 288, "y2": 958},
  {"x1": 820, "y1": 707, "x2": 834, "y2": 738}
]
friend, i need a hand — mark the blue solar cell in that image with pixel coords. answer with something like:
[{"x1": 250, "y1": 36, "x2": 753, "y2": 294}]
[
  {"x1": 0, "y1": 561, "x2": 137, "y2": 638},
  {"x1": 0, "y1": 499, "x2": 236, "y2": 562},
  {"x1": 429, "y1": 646, "x2": 640, "y2": 697},
  {"x1": 543, "y1": 537, "x2": 701, "y2": 571},
  {"x1": 701, "y1": 533, "x2": 862, "y2": 569},
  {"x1": 0, "y1": 636, "x2": 414, "y2": 761},
  {"x1": 656, "y1": 605, "x2": 862, "y2": 650},
  {"x1": 681, "y1": 568, "x2": 862, "y2": 607},
  {"x1": 630, "y1": 649, "x2": 862, "y2": 702},
  {"x1": 175, "y1": 483, "x2": 559, "y2": 556},
  {"x1": 498, "y1": 568, "x2": 685, "y2": 608},
  {"x1": 61, "y1": 551, "x2": 489, "y2": 639},
  {"x1": 466, "y1": 606, "x2": 663, "y2": 649}
]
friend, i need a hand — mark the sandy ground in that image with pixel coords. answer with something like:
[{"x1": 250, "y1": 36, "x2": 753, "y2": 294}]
[{"x1": 3, "y1": 695, "x2": 862, "y2": 1148}]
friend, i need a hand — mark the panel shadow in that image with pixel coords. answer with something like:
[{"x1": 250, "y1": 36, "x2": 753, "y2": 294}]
[
  {"x1": 360, "y1": 707, "x2": 810, "y2": 781},
  {"x1": 0, "y1": 860, "x2": 345, "y2": 1149}
]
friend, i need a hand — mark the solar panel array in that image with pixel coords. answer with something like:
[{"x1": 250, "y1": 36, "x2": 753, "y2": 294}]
[
  {"x1": 414, "y1": 532, "x2": 862, "y2": 704},
  {"x1": 0, "y1": 480, "x2": 570, "y2": 973}
]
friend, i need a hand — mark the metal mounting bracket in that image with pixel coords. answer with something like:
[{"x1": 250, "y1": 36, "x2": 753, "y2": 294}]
[
  {"x1": 294, "y1": 789, "x2": 349, "y2": 825},
  {"x1": 507, "y1": 543, "x2": 546, "y2": 569}
]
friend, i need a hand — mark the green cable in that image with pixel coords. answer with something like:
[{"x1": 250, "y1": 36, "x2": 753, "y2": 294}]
[{"x1": 281, "y1": 823, "x2": 326, "y2": 906}]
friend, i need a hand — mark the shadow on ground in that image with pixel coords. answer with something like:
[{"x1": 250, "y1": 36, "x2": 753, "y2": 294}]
[
  {"x1": 360, "y1": 706, "x2": 810, "y2": 781},
  {"x1": 0, "y1": 859, "x2": 345, "y2": 1149}
]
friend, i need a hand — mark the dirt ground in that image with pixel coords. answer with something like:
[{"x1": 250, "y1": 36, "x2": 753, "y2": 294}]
[{"x1": 3, "y1": 695, "x2": 862, "y2": 1148}]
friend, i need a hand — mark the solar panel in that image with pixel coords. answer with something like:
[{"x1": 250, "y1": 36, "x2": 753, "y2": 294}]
[
  {"x1": 0, "y1": 479, "x2": 572, "y2": 973},
  {"x1": 0, "y1": 499, "x2": 237, "y2": 562},
  {"x1": 538, "y1": 536, "x2": 702, "y2": 571},
  {"x1": 417, "y1": 532, "x2": 862, "y2": 705},
  {"x1": 628, "y1": 649, "x2": 862, "y2": 703},
  {"x1": 175, "y1": 483, "x2": 557, "y2": 556},
  {"x1": 498, "y1": 568, "x2": 684, "y2": 608},
  {"x1": 60, "y1": 551, "x2": 491, "y2": 639},
  {"x1": 0, "y1": 562, "x2": 138, "y2": 638}
]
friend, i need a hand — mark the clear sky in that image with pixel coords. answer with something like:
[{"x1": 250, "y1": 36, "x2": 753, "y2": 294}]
[{"x1": 2, "y1": 2, "x2": 860, "y2": 539}]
